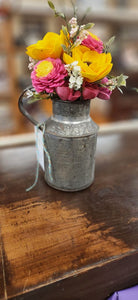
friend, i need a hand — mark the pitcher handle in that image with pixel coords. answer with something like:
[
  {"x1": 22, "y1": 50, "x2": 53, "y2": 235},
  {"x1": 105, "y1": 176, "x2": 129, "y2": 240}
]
[{"x1": 18, "y1": 86, "x2": 43, "y2": 129}]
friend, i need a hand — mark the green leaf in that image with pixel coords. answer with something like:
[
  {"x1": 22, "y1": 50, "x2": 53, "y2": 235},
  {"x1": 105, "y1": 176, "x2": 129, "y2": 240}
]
[
  {"x1": 117, "y1": 74, "x2": 124, "y2": 86},
  {"x1": 107, "y1": 36, "x2": 115, "y2": 47},
  {"x1": 117, "y1": 87, "x2": 123, "y2": 94},
  {"x1": 48, "y1": 1, "x2": 55, "y2": 10},
  {"x1": 117, "y1": 74, "x2": 128, "y2": 87},
  {"x1": 121, "y1": 75, "x2": 128, "y2": 86},
  {"x1": 28, "y1": 97, "x2": 42, "y2": 104},
  {"x1": 62, "y1": 25, "x2": 68, "y2": 36},
  {"x1": 104, "y1": 36, "x2": 115, "y2": 52},
  {"x1": 83, "y1": 23, "x2": 95, "y2": 30},
  {"x1": 28, "y1": 94, "x2": 51, "y2": 104},
  {"x1": 55, "y1": 11, "x2": 65, "y2": 19},
  {"x1": 61, "y1": 44, "x2": 68, "y2": 52},
  {"x1": 132, "y1": 87, "x2": 138, "y2": 93}
]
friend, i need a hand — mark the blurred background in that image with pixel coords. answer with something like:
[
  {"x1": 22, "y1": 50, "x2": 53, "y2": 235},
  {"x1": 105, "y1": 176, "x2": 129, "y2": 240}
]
[{"x1": 0, "y1": 0, "x2": 138, "y2": 137}]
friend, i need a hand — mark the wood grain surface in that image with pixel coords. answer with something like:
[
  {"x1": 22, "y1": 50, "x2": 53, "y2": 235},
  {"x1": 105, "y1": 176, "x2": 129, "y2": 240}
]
[{"x1": 0, "y1": 131, "x2": 138, "y2": 300}]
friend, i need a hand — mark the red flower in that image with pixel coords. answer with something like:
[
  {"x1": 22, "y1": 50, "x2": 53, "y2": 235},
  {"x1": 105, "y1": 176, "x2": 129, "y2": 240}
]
[
  {"x1": 82, "y1": 82, "x2": 99, "y2": 100},
  {"x1": 82, "y1": 80, "x2": 112, "y2": 100},
  {"x1": 56, "y1": 83, "x2": 81, "y2": 101}
]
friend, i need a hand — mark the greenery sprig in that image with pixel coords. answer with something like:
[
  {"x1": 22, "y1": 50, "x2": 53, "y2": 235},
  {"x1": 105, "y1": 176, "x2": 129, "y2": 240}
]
[
  {"x1": 104, "y1": 36, "x2": 116, "y2": 53},
  {"x1": 48, "y1": 0, "x2": 94, "y2": 55}
]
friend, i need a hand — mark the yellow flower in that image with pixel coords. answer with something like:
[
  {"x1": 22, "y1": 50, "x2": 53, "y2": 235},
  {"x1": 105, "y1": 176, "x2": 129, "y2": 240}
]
[
  {"x1": 63, "y1": 45, "x2": 113, "y2": 82},
  {"x1": 26, "y1": 32, "x2": 63, "y2": 60},
  {"x1": 36, "y1": 61, "x2": 53, "y2": 78}
]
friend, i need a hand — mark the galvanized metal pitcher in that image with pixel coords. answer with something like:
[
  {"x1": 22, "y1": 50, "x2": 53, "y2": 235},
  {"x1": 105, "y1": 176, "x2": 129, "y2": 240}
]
[{"x1": 19, "y1": 87, "x2": 99, "y2": 191}]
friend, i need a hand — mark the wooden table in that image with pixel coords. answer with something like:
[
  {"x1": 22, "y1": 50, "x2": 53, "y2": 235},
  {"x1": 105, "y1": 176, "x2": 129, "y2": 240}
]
[{"x1": 0, "y1": 129, "x2": 138, "y2": 300}]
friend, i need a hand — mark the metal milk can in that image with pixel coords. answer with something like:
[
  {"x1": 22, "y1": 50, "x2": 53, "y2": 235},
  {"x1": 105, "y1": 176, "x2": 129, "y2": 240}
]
[{"x1": 19, "y1": 87, "x2": 99, "y2": 192}]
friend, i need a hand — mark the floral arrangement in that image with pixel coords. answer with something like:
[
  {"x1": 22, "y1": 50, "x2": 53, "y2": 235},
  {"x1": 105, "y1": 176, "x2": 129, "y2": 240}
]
[{"x1": 25, "y1": 1, "x2": 128, "y2": 102}]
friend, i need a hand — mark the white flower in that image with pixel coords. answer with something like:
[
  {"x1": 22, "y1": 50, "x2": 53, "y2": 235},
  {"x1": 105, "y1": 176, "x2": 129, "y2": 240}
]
[
  {"x1": 78, "y1": 29, "x2": 88, "y2": 42},
  {"x1": 68, "y1": 17, "x2": 79, "y2": 38},
  {"x1": 80, "y1": 25, "x2": 85, "y2": 30},
  {"x1": 72, "y1": 65, "x2": 81, "y2": 76},
  {"x1": 76, "y1": 76, "x2": 83, "y2": 86},
  {"x1": 28, "y1": 57, "x2": 36, "y2": 70},
  {"x1": 65, "y1": 61, "x2": 78, "y2": 72},
  {"x1": 28, "y1": 63, "x2": 34, "y2": 70},
  {"x1": 69, "y1": 17, "x2": 77, "y2": 26},
  {"x1": 65, "y1": 61, "x2": 83, "y2": 90},
  {"x1": 69, "y1": 76, "x2": 76, "y2": 89},
  {"x1": 74, "y1": 30, "x2": 88, "y2": 47},
  {"x1": 69, "y1": 76, "x2": 76, "y2": 83},
  {"x1": 70, "y1": 26, "x2": 79, "y2": 38}
]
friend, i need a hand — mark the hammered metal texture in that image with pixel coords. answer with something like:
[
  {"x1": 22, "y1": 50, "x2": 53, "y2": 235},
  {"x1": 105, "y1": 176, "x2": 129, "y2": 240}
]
[{"x1": 44, "y1": 99, "x2": 98, "y2": 191}]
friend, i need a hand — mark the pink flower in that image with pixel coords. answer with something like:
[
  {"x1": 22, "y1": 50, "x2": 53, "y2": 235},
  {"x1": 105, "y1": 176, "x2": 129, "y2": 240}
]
[
  {"x1": 31, "y1": 58, "x2": 67, "y2": 93},
  {"x1": 82, "y1": 82, "x2": 99, "y2": 100},
  {"x1": 98, "y1": 86, "x2": 112, "y2": 100},
  {"x1": 99, "y1": 77, "x2": 112, "y2": 100},
  {"x1": 56, "y1": 79, "x2": 112, "y2": 101},
  {"x1": 81, "y1": 34, "x2": 103, "y2": 54},
  {"x1": 82, "y1": 81, "x2": 112, "y2": 100},
  {"x1": 101, "y1": 77, "x2": 109, "y2": 84},
  {"x1": 56, "y1": 83, "x2": 81, "y2": 101}
]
